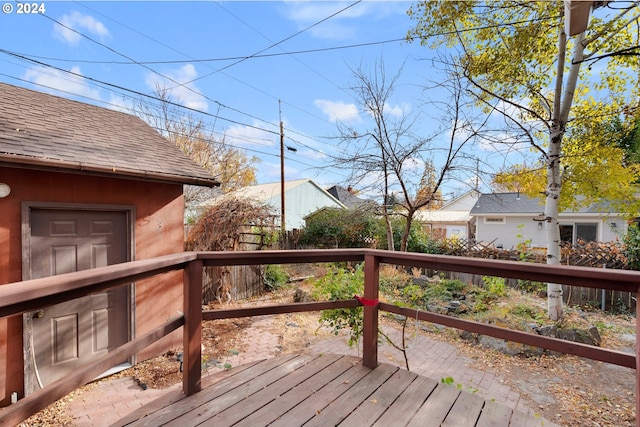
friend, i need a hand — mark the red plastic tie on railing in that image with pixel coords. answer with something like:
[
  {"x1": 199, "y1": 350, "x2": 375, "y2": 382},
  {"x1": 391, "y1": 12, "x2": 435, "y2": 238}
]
[{"x1": 354, "y1": 295, "x2": 379, "y2": 307}]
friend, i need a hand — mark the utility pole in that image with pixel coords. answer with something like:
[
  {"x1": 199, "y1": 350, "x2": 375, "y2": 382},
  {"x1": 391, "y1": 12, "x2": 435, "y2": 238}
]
[{"x1": 279, "y1": 100, "x2": 285, "y2": 236}]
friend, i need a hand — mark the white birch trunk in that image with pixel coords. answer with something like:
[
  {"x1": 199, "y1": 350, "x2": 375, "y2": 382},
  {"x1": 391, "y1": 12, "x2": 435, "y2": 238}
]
[{"x1": 546, "y1": 28, "x2": 587, "y2": 320}]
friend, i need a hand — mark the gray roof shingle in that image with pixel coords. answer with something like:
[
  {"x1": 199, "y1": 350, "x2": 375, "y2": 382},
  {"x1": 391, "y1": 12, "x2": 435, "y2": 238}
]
[
  {"x1": 470, "y1": 192, "x2": 617, "y2": 214},
  {"x1": 470, "y1": 192, "x2": 545, "y2": 214},
  {"x1": 0, "y1": 82, "x2": 219, "y2": 187}
]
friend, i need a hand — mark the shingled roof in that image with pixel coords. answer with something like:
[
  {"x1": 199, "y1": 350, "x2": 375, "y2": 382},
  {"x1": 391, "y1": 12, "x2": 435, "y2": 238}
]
[{"x1": 0, "y1": 82, "x2": 219, "y2": 187}]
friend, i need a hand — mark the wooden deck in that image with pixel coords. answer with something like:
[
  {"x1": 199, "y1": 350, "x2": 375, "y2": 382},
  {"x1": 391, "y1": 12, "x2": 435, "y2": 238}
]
[{"x1": 114, "y1": 354, "x2": 559, "y2": 427}]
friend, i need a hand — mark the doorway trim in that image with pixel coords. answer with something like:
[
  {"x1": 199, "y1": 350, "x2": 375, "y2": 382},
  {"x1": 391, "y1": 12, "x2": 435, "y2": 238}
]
[{"x1": 21, "y1": 202, "x2": 136, "y2": 395}]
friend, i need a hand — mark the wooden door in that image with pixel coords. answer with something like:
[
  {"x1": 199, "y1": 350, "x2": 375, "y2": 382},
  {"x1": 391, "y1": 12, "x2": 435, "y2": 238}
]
[{"x1": 29, "y1": 209, "x2": 130, "y2": 388}]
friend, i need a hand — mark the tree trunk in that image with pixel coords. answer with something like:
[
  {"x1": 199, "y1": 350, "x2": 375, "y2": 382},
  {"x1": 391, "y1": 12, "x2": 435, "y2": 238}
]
[
  {"x1": 400, "y1": 209, "x2": 415, "y2": 252},
  {"x1": 384, "y1": 207, "x2": 395, "y2": 251},
  {"x1": 546, "y1": 29, "x2": 587, "y2": 320}
]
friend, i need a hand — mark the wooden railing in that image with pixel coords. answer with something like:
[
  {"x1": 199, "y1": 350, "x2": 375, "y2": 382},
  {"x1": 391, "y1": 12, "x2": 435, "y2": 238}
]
[{"x1": 1, "y1": 249, "x2": 639, "y2": 426}]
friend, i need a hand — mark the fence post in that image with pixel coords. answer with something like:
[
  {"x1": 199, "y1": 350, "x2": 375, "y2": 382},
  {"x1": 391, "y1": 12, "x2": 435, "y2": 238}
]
[
  {"x1": 363, "y1": 253, "x2": 379, "y2": 369},
  {"x1": 184, "y1": 259, "x2": 203, "y2": 396}
]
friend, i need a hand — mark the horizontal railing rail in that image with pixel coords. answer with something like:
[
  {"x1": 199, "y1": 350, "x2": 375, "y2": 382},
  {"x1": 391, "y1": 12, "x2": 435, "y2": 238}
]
[{"x1": 0, "y1": 249, "x2": 637, "y2": 426}]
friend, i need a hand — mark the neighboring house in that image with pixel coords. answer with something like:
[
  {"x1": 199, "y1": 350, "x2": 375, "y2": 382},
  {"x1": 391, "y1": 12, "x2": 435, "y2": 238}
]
[
  {"x1": 326, "y1": 185, "x2": 370, "y2": 209},
  {"x1": 209, "y1": 179, "x2": 345, "y2": 230},
  {"x1": 414, "y1": 190, "x2": 479, "y2": 240},
  {"x1": 0, "y1": 82, "x2": 218, "y2": 404},
  {"x1": 470, "y1": 192, "x2": 627, "y2": 249}
]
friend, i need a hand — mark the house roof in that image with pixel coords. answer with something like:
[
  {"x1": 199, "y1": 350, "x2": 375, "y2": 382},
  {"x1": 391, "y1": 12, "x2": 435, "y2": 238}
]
[
  {"x1": 0, "y1": 82, "x2": 219, "y2": 187},
  {"x1": 326, "y1": 185, "x2": 369, "y2": 209},
  {"x1": 211, "y1": 179, "x2": 346, "y2": 208},
  {"x1": 470, "y1": 192, "x2": 618, "y2": 215},
  {"x1": 440, "y1": 190, "x2": 480, "y2": 211},
  {"x1": 470, "y1": 192, "x2": 544, "y2": 214}
]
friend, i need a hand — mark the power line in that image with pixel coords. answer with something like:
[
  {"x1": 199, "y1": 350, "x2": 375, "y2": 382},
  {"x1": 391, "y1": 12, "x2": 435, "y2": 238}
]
[
  {"x1": 0, "y1": 49, "x2": 281, "y2": 136},
  {"x1": 0, "y1": 69, "x2": 338, "y2": 176},
  {"x1": 49, "y1": 2, "x2": 341, "y2": 144},
  {"x1": 0, "y1": 46, "x2": 344, "y2": 161},
  {"x1": 8, "y1": 15, "x2": 559, "y2": 67},
  {"x1": 182, "y1": 0, "x2": 363, "y2": 86}
]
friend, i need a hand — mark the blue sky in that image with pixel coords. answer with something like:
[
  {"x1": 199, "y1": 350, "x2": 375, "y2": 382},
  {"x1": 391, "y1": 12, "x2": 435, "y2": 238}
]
[{"x1": 0, "y1": 1, "x2": 521, "y2": 197}]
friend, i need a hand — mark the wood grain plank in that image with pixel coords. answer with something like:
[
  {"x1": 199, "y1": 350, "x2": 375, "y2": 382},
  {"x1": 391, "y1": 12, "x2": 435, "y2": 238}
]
[
  {"x1": 441, "y1": 390, "x2": 484, "y2": 426},
  {"x1": 339, "y1": 368, "x2": 418, "y2": 426},
  {"x1": 371, "y1": 375, "x2": 438, "y2": 427},
  {"x1": 164, "y1": 354, "x2": 318, "y2": 426},
  {"x1": 406, "y1": 383, "x2": 461, "y2": 427},
  {"x1": 202, "y1": 354, "x2": 342, "y2": 426},
  {"x1": 475, "y1": 399, "x2": 512, "y2": 427},
  {"x1": 234, "y1": 355, "x2": 358, "y2": 427},
  {"x1": 126, "y1": 354, "x2": 300, "y2": 426},
  {"x1": 303, "y1": 363, "x2": 399, "y2": 427},
  {"x1": 268, "y1": 359, "x2": 371, "y2": 427},
  {"x1": 115, "y1": 360, "x2": 263, "y2": 426}
]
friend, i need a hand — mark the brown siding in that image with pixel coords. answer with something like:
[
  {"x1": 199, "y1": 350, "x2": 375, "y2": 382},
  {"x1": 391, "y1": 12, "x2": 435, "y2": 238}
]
[{"x1": 0, "y1": 167, "x2": 185, "y2": 405}]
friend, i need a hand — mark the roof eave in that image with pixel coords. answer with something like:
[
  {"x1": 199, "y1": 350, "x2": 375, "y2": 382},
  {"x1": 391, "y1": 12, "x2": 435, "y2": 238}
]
[{"x1": 0, "y1": 155, "x2": 220, "y2": 188}]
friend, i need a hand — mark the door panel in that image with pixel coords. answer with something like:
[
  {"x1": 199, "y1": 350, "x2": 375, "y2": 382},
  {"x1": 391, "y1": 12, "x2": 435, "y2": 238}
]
[{"x1": 30, "y1": 209, "x2": 130, "y2": 387}]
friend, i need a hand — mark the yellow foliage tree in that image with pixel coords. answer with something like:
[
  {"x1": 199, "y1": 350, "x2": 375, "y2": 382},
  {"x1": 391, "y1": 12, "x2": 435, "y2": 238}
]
[{"x1": 408, "y1": 1, "x2": 640, "y2": 320}]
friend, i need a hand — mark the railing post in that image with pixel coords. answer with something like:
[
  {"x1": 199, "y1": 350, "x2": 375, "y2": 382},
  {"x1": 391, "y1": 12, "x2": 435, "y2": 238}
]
[
  {"x1": 183, "y1": 259, "x2": 203, "y2": 396},
  {"x1": 363, "y1": 253, "x2": 379, "y2": 369},
  {"x1": 635, "y1": 286, "x2": 640, "y2": 427}
]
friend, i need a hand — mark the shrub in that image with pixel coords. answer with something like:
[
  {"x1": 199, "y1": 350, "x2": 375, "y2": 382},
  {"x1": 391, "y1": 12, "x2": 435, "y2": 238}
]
[
  {"x1": 481, "y1": 276, "x2": 507, "y2": 298},
  {"x1": 311, "y1": 265, "x2": 364, "y2": 347},
  {"x1": 264, "y1": 264, "x2": 289, "y2": 290},
  {"x1": 623, "y1": 223, "x2": 640, "y2": 270},
  {"x1": 299, "y1": 208, "x2": 379, "y2": 248}
]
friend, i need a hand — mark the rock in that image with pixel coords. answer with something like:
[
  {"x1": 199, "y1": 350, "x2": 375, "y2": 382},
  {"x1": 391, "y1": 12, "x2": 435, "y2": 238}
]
[
  {"x1": 526, "y1": 323, "x2": 540, "y2": 333},
  {"x1": 477, "y1": 334, "x2": 544, "y2": 357},
  {"x1": 293, "y1": 288, "x2": 310, "y2": 303},
  {"x1": 538, "y1": 325, "x2": 558, "y2": 338},
  {"x1": 411, "y1": 276, "x2": 429, "y2": 287},
  {"x1": 557, "y1": 326, "x2": 601, "y2": 347},
  {"x1": 460, "y1": 330, "x2": 477, "y2": 342}
]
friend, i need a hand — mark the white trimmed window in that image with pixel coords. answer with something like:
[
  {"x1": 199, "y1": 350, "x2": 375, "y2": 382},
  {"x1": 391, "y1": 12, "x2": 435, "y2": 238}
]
[{"x1": 484, "y1": 216, "x2": 506, "y2": 224}]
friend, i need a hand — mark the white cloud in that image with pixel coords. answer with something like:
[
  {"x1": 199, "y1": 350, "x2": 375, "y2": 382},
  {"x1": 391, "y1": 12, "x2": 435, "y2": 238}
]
[
  {"x1": 283, "y1": 2, "x2": 365, "y2": 40},
  {"x1": 145, "y1": 64, "x2": 208, "y2": 111},
  {"x1": 23, "y1": 65, "x2": 101, "y2": 101},
  {"x1": 383, "y1": 102, "x2": 410, "y2": 117},
  {"x1": 53, "y1": 11, "x2": 110, "y2": 45},
  {"x1": 281, "y1": 1, "x2": 403, "y2": 40},
  {"x1": 314, "y1": 99, "x2": 360, "y2": 123}
]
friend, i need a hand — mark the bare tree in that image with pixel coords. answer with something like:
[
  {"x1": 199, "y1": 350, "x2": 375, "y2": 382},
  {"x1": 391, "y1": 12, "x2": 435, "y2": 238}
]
[
  {"x1": 329, "y1": 59, "x2": 485, "y2": 251},
  {"x1": 132, "y1": 86, "x2": 259, "y2": 214}
]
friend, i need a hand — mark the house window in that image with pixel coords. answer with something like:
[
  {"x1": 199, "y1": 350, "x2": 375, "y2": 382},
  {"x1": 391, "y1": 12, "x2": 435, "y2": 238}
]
[
  {"x1": 484, "y1": 216, "x2": 505, "y2": 224},
  {"x1": 560, "y1": 223, "x2": 598, "y2": 244}
]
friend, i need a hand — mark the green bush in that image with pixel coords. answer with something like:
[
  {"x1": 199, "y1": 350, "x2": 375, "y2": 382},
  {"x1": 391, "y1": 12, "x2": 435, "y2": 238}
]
[
  {"x1": 264, "y1": 264, "x2": 289, "y2": 290},
  {"x1": 624, "y1": 223, "x2": 640, "y2": 270},
  {"x1": 311, "y1": 264, "x2": 364, "y2": 346},
  {"x1": 481, "y1": 276, "x2": 507, "y2": 298},
  {"x1": 299, "y1": 208, "x2": 379, "y2": 248},
  {"x1": 380, "y1": 217, "x2": 443, "y2": 253},
  {"x1": 423, "y1": 279, "x2": 467, "y2": 302}
]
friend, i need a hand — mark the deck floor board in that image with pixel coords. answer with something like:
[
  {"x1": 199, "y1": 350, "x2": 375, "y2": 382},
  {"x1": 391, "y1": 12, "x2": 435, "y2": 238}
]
[{"x1": 116, "y1": 354, "x2": 558, "y2": 427}]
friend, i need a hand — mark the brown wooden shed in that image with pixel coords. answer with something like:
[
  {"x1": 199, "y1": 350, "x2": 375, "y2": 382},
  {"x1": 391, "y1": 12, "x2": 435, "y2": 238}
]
[{"x1": 0, "y1": 82, "x2": 218, "y2": 405}]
